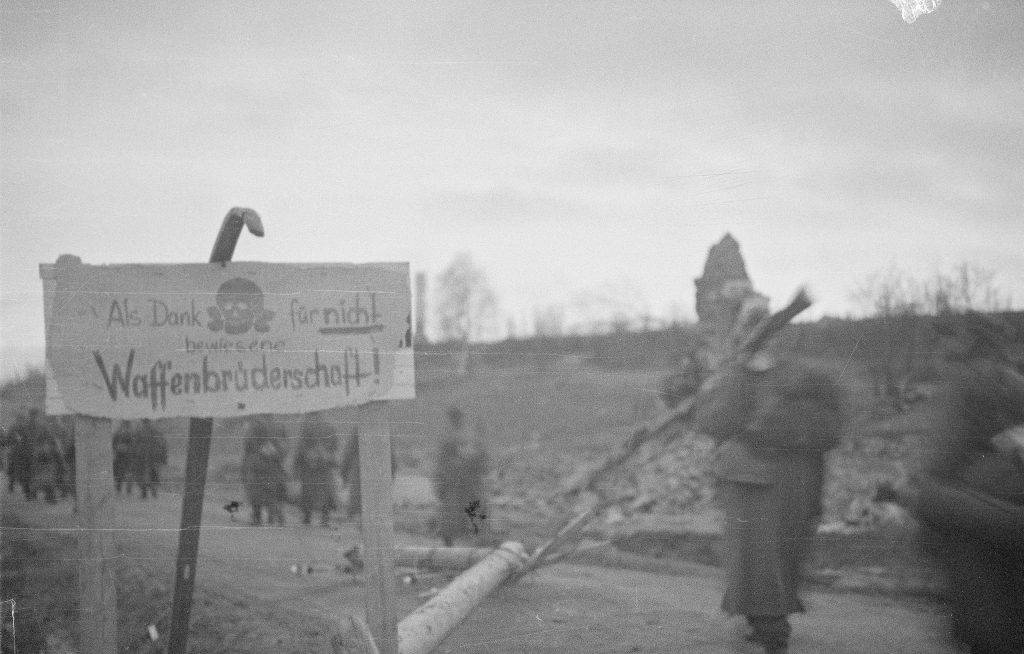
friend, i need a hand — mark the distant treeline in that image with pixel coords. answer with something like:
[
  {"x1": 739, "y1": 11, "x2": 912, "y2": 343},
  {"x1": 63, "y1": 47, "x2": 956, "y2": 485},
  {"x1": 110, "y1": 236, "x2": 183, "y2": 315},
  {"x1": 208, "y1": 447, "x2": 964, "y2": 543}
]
[
  {"x1": 416, "y1": 310, "x2": 1024, "y2": 376},
  {"x1": 416, "y1": 324, "x2": 701, "y2": 373}
]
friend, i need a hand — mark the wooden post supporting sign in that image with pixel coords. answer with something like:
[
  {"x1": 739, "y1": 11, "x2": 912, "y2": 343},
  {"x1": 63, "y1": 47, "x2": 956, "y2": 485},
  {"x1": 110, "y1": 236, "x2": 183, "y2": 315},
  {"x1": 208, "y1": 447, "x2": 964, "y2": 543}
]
[
  {"x1": 358, "y1": 401, "x2": 399, "y2": 654},
  {"x1": 72, "y1": 415, "x2": 118, "y2": 653},
  {"x1": 42, "y1": 254, "x2": 119, "y2": 653}
]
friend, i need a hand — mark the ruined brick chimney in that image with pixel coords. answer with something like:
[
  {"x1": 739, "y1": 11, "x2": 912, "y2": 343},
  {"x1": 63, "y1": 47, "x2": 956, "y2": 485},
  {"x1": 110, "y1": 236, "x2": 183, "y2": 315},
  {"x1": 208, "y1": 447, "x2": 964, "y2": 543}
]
[{"x1": 693, "y1": 233, "x2": 768, "y2": 372}]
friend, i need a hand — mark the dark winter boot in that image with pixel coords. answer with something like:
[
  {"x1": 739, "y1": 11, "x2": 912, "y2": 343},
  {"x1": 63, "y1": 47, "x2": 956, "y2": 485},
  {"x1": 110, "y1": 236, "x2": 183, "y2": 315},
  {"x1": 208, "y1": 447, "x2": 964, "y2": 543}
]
[{"x1": 745, "y1": 616, "x2": 790, "y2": 654}]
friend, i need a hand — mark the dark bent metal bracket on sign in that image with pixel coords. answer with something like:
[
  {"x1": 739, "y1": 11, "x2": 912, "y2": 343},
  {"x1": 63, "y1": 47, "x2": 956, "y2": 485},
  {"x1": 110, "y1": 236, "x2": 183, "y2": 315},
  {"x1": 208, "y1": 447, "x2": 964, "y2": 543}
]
[
  {"x1": 166, "y1": 208, "x2": 264, "y2": 654},
  {"x1": 209, "y1": 207, "x2": 265, "y2": 264}
]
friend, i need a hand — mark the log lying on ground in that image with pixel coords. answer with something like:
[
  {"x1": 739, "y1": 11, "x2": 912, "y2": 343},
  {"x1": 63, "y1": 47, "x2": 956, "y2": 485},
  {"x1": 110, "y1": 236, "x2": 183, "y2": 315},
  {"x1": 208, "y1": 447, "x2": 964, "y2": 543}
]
[
  {"x1": 333, "y1": 543, "x2": 528, "y2": 654},
  {"x1": 395, "y1": 545, "x2": 495, "y2": 571},
  {"x1": 397, "y1": 542, "x2": 528, "y2": 654},
  {"x1": 341, "y1": 545, "x2": 508, "y2": 573}
]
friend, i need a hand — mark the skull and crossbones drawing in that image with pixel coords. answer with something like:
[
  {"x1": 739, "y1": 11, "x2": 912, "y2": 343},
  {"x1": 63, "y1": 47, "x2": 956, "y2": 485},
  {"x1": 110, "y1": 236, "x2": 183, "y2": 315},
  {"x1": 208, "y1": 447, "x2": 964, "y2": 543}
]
[{"x1": 207, "y1": 278, "x2": 274, "y2": 334}]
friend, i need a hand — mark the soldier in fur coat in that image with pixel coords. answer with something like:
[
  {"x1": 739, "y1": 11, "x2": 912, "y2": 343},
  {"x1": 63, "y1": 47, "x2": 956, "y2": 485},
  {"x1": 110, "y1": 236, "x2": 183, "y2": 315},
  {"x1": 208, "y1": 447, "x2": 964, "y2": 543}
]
[
  {"x1": 133, "y1": 418, "x2": 167, "y2": 499},
  {"x1": 7, "y1": 413, "x2": 34, "y2": 499},
  {"x1": 112, "y1": 421, "x2": 134, "y2": 494},
  {"x1": 693, "y1": 355, "x2": 846, "y2": 654},
  {"x1": 433, "y1": 407, "x2": 490, "y2": 547},
  {"x1": 295, "y1": 412, "x2": 340, "y2": 526},
  {"x1": 241, "y1": 416, "x2": 288, "y2": 526}
]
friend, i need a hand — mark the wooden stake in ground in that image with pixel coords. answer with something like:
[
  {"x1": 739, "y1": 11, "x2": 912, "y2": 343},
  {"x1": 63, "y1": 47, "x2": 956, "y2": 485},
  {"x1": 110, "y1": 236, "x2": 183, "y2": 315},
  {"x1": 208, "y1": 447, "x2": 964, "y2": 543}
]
[
  {"x1": 527, "y1": 288, "x2": 813, "y2": 572},
  {"x1": 167, "y1": 208, "x2": 265, "y2": 654},
  {"x1": 43, "y1": 254, "x2": 119, "y2": 653},
  {"x1": 357, "y1": 401, "x2": 399, "y2": 654},
  {"x1": 73, "y1": 415, "x2": 118, "y2": 653}
]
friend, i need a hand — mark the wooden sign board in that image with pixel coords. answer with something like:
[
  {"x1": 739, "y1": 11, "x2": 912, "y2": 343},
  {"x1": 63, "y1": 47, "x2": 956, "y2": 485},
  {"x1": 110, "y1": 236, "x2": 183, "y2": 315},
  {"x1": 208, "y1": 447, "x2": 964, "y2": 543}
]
[
  {"x1": 41, "y1": 252, "x2": 414, "y2": 653},
  {"x1": 39, "y1": 260, "x2": 415, "y2": 419}
]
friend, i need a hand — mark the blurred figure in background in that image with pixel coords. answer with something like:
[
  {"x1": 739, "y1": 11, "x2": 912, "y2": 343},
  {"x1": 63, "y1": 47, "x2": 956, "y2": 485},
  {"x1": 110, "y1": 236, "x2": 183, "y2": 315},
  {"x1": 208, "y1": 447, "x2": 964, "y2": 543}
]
[
  {"x1": 49, "y1": 415, "x2": 75, "y2": 499},
  {"x1": 7, "y1": 412, "x2": 34, "y2": 498},
  {"x1": 123, "y1": 422, "x2": 145, "y2": 498},
  {"x1": 433, "y1": 406, "x2": 491, "y2": 547},
  {"x1": 878, "y1": 313, "x2": 1024, "y2": 654},
  {"x1": 657, "y1": 357, "x2": 700, "y2": 413},
  {"x1": 241, "y1": 415, "x2": 287, "y2": 526},
  {"x1": 0, "y1": 425, "x2": 10, "y2": 486},
  {"x1": 295, "y1": 411, "x2": 340, "y2": 526},
  {"x1": 30, "y1": 413, "x2": 60, "y2": 504},
  {"x1": 338, "y1": 425, "x2": 398, "y2": 525},
  {"x1": 112, "y1": 420, "x2": 134, "y2": 494},
  {"x1": 693, "y1": 354, "x2": 846, "y2": 654},
  {"x1": 133, "y1": 418, "x2": 167, "y2": 499}
]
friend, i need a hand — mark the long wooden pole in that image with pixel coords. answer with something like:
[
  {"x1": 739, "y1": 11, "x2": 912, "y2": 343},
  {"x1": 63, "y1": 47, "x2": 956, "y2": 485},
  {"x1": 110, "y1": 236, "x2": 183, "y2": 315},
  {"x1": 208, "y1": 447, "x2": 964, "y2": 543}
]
[
  {"x1": 166, "y1": 208, "x2": 264, "y2": 654},
  {"x1": 357, "y1": 400, "x2": 399, "y2": 654},
  {"x1": 513, "y1": 499, "x2": 609, "y2": 580}
]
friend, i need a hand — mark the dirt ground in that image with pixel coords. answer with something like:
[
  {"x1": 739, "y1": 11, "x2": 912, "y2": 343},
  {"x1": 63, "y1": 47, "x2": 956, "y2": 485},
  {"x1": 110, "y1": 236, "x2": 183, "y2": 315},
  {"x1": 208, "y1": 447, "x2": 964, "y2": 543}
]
[{"x1": 1, "y1": 475, "x2": 960, "y2": 654}]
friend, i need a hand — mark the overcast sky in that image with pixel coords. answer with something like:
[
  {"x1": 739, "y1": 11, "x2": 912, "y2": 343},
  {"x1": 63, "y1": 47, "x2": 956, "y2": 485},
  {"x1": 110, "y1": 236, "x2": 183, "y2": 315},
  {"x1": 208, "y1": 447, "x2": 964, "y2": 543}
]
[{"x1": 2, "y1": 1, "x2": 1022, "y2": 379}]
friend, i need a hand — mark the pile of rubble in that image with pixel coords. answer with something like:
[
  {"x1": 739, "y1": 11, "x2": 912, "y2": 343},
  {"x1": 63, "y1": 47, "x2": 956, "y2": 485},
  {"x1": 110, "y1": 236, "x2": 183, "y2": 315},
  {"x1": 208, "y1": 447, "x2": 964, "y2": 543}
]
[{"x1": 588, "y1": 234, "x2": 910, "y2": 529}]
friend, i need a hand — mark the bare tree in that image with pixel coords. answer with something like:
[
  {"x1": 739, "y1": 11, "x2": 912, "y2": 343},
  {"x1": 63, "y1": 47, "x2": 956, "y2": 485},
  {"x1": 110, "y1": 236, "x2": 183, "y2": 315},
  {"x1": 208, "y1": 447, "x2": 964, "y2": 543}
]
[
  {"x1": 666, "y1": 302, "x2": 687, "y2": 328},
  {"x1": 854, "y1": 262, "x2": 1011, "y2": 317},
  {"x1": 435, "y1": 253, "x2": 498, "y2": 376},
  {"x1": 505, "y1": 316, "x2": 518, "y2": 340},
  {"x1": 921, "y1": 263, "x2": 1011, "y2": 314},
  {"x1": 533, "y1": 305, "x2": 565, "y2": 337},
  {"x1": 851, "y1": 264, "x2": 922, "y2": 317},
  {"x1": 851, "y1": 265, "x2": 928, "y2": 411},
  {"x1": 851, "y1": 261, "x2": 1013, "y2": 412},
  {"x1": 568, "y1": 278, "x2": 649, "y2": 335}
]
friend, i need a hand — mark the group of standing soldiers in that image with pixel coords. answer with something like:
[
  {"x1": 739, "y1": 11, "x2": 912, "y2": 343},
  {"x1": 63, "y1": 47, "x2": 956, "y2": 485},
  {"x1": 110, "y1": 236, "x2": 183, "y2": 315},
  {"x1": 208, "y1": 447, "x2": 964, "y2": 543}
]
[
  {"x1": 240, "y1": 411, "x2": 398, "y2": 528},
  {"x1": 111, "y1": 418, "x2": 168, "y2": 499},
  {"x1": 2, "y1": 407, "x2": 76, "y2": 503},
  {"x1": 240, "y1": 407, "x2": 489, "y2": 544}
]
